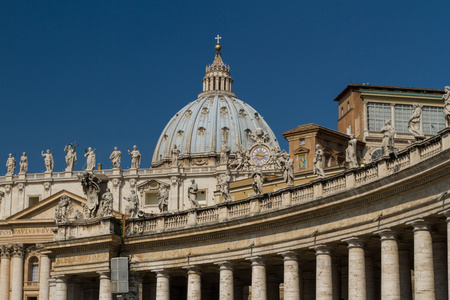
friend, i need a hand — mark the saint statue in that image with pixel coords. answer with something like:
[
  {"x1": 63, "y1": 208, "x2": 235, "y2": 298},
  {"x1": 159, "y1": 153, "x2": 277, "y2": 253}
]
[
  {"x1": 158, "y1": 185, "x2": 169, "y2": 213},
  {"x1": 124, "y1": 190, "x2": 139, "y2": 218},
  {"x1": 443, "y1": 86, "x2": 450, "y2": 127},
  {"x1": 99, "y1": 188, "x2": 113, "y2": 217},
  {"x1": 408, "y1": 103, "x2": 424, "y2": 139},
  {"x1": 380, "y1": 120, "x2": 395, "y2": 156},
  {"x1": 84, "y1": 147, "x2": 96, "y2": 171},
  {"x1": 171, "y1": 145, "x2": 180, "y2": 166},
  {"x1": 219, "y1": 141, "x2": 231, "y2": 165},
  {"x1": 188, "y1": 179, "x2": 199, "y2": 208},
  {"x1": 346, "y1": 135, "x2": 358, "y2": 168},
  {"x1": 219, "y1": 171, "x2": 231, "y2": 201},
  {"x1": 6, "y1": 153, "x2": 16, "y2": 175},
  {"x1": 128, "y1": 145, "x2": 141, "y2": 169},
  {"x1": 64, "y1": 145, "x2": 77, "y2": 171},
  {"x1": 19, "y1": 152, "x2": 28, "y2": 174},
  {"x1": 252, "y1": 169, "x2": 263, "y2": 195},
  {"x1": 110, "y1": 147, "x2": 122, "y2": 168},
  {"x1": 313, "y1": 144, "x2": 325, "y2": 178},
  {"x1": 284, "y1": 158, "x2": 294, "y2": 186},
  {"x1": 41, "y1": 149, "x2": 54, "y2": 172}
]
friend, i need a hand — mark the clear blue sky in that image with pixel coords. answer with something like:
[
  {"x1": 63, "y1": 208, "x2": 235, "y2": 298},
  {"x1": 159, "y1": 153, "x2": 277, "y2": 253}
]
[{"x1": 1, "y1": 1, "x2": 449, "y2": 173}]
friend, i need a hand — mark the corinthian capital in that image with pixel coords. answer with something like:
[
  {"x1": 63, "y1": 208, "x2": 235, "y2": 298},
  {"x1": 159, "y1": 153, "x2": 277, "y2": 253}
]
[
  {"x1": 0, "y1": 244, "x2": 12, "y2": 258},
  {"x1": 12, "y1": 244, "x2": 24, "y2": 257}
]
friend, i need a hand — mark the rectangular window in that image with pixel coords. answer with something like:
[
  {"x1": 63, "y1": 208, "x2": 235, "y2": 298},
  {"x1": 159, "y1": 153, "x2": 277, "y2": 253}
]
[
  {"x1": 423, "y1": 106, "x2": 445, "y2": 135},
  {"x1": 144, "y1": 193, "x2": 158, "y2": 206},
  {"x1": 197, "y1": 190, "x2": 207, "y2": 206},
  {"x1": 31, "y1": 264, "x2": 39, "y2": 282},
  {"x1": 367, "y1": 102, "x2": 391, "y2": 132},
  {"x1": 394, "y1": 104, "x2": 413, "y2": 133},
  {"x1": 300, "y1": 138, "x2": 305, "y2": 145}
]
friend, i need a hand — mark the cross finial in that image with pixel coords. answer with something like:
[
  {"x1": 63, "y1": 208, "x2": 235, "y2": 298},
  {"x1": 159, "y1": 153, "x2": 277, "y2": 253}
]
[{"x1": 215, "y1": 35, "x2": 222, "y2": 44}]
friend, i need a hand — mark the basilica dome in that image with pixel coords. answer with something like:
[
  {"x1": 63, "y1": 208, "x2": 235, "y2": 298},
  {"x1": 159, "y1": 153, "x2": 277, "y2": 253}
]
[{"x1": 152, "y1": 44, "x2": 279, "y2": 166}]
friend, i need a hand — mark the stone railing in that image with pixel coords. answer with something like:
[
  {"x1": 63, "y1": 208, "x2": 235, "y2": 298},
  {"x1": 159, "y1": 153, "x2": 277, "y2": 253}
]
[{"x1": 114, "y1": 128, "x2": 450, "y2": 237}]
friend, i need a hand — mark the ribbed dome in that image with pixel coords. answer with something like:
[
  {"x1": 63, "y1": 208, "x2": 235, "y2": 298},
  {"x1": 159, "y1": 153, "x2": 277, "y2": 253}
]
[
  {"x1": 152, "y1": 95, "x2": 279, "y2": 165},
  {"x1": 151, "y1": 42, "x2": 279, "y2": 166}
]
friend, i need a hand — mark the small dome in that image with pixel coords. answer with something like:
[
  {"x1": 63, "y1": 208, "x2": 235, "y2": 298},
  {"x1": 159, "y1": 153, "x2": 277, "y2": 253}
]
[{"x1": 152, "y1": 95, "x2": 279, "y2": 164}]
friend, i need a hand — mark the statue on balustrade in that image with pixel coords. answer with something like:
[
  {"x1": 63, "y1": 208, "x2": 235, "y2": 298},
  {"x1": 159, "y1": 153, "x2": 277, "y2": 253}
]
[
  {"x1": 109, "y1": 147, "x2": 122, "y2": 168},
  {"x1": 19, "y1": 152, "x2": 28, "y2": 174},
  {"x1": 128, "y1": 145, "x2": 141, "y2": 169},
  {"x1": 54, "y1": 195, "x2": 73, "y2": 224},
  {"x1": 188, "y1": 179, "x2": 200, "y2": 208},
  {"x1": 219, "y1": 171, "x2": 231, "y2": 201},
  {"x1": 124, "y1": 190, "x2": 139, "y2": 218},
  {"x1": 219, "y1": 140, "x2": 231, "y2": 165},
  {"x1": 443, "y1": 86, "x2": 450, "y2": 127},
  {"x1": 380, "y1": 120, "x2": 395, "y2": 156},
  {"x1": 346, "y1": 135, "x2": 358, "y2": 168},
  {"x1": 79, "y1": 171, "x2": 102, "y2": 218},
  {"x1": 313, "y1": 144, "x2": 325, "y2": 178},
  {"x1": 6, "y1": 153, "x2": 16, "y2": 175},
  {"x1": 41, "y1": 149, "x2": 54, "y2": 172},
  {"x1": 252, "y1": 168, "x2": 263, "y2": 195},
  {"x1": 408, "y1": 103, "x2": 425, "y2": 140},
  {"x1": 158, "y1": 185, "x2": 170, "y2": 213},
  {"x1": 84, "y1": 147, "x2": 96, "y2": 171},
  {"x1": 64, "y1": 144, "x2": 77, "y2": 171},
  {"x1": 171, "y1": 145, "x2": 180, "y2": 166},
  {"x1": 98, "y1": 188, "x2": 113, "y2": 217}
]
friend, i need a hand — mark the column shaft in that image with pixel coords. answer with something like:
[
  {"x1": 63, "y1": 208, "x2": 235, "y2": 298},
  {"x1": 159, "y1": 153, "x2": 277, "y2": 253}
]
[
  {"x1": 313, "y1": 245, "x2": 333, "y2": 300},
  {"x1": 281, "y1": 252, "x2": 299, "y2": 300},
  {"x1": 187, "y1": 267, "x2": 201, "y2": 300},
  {"x1": 378, "y1": 230, "x2": 400, "y2": 300},
  {"x1": 11, "y1": 244, "x2": 24, "y2": 300},
  {"x1": 99, "y1": 272, "x2": 112, "y2": 300},
  {"x1": 39, "y1": 254, "x2": 51, "y2": 300},
  {"x1": 345, "y1": 238, "x2": 366, "y2": 300},
  {"x1": 250, "y1": 257, "x2": 266, "y2": 300},
  {"x1": 218, "y1": 263, "x2": 234, "y2": 300},
  {"x1": 0, "y1": 245, "x2": 11, "y2": 300},
  {"x1": 156, "y1": 270, "x2": 170, "y2": 300},
  {"x1": 411, "y1": 221, "x2": 435, "y2": 298},
  {"x1": 55, "y1": 276, "x2": 68, "y2": 300}
]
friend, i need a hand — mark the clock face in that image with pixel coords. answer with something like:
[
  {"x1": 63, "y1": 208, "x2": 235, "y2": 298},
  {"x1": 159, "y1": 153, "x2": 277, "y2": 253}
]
[{"x1": 251, "y1": 146, "x2": 270, "y2": 165}]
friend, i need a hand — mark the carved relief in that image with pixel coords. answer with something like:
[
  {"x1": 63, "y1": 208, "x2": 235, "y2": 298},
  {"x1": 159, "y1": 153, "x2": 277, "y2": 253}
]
[
  {"x1": 5, "y1": 185, "x2": 11, "y2": 194},
  {"x1": 129, "y1": 179, "x2": 137, "y2": 188},
  {"x1": 18, "y1": 183, "x2": 24, "y2": 192},
  {"x1": 43, "y1": 182, "x2": 51, "y2": 191}
]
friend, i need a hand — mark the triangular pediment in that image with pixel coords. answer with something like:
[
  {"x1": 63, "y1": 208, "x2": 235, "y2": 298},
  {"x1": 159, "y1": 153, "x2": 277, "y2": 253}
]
[
  {"x1": 293, "y1": 146, "x2": 310, "y2": 155},
  {"x1": 8, "y1": 190, "x2": 86, "y2": 221},
  {"x1": 136, "y1": 179, "x2": 169, "y2": 193}
]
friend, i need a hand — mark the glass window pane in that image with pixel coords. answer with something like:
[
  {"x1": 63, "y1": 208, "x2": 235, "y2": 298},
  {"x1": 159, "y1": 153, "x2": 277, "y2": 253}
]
[
  {"x1": 394, "y1": 104, "x2": 413, "y2": 133},
  {"x1": 31, "y1": 264, "x2": 39, "y2": 282},
  {"x1": 423, "y1": 106, "x2": 445, "y2": 135},
  {"x1": 367, "y1": 103, "x2": 391, "y2": 131}
]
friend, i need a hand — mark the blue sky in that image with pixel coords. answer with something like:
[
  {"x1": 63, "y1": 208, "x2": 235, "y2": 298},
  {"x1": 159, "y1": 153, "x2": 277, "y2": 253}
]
[{"x1": 1, "y1": 1, "x2": 449, "y2": 173}]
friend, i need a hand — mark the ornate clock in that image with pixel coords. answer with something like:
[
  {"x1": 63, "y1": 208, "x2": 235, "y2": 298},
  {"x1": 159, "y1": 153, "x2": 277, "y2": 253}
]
[{"x1": 251, "y1": 146, "x2": 270, "y2": 165}]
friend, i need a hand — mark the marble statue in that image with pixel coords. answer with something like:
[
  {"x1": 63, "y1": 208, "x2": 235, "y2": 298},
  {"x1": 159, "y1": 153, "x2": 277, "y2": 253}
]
[
  {"x1": 443, "y1": 86, "x2": 450, "y2": 127},
  {"x1": 188, "y1": 179, "x2": 200, "y2": 208},
  {"x1": 84, "y1": 147, "x2": 96, "y2": 171},
  {"x1": 252, "y1": 169, "x2": 263, "y2": 195},
  {"x1": 64, "y1": 145, "x2": 77, "y2": 171},
  {"x1": 110, "y1": 147, "x2": 122, "y2": 168},
  {"x1": 219, "y1": 141, "x2": 231, "y2": 164},
  {"x1": 6, "y1": 153, "x2": 16, "y2": 175},
  {"x1": 99, "y1": 188, "x2": 113, "y2": 217},
  {"x1": 284, "y1": 158, "x2": 294, "y2": 186},
  {"x1": 54, "y1": 195, "x2": 72, "y2": 224},
  {"x1": 74, "y1": 209, "x2": 83, "y2": 220},
  {"x1": 313, "y1": 144, "x2": 325, "y2": 178},
  {"x1": 408, "y1": 103, "x2": 424, "y2": 139},
  {"x1": 381, "y1": 120, "x2": 395, "y2": 156},
  {"x1": 346, "y1": 135, "x2": 358, "y2": 168},
  {"x1": 249, "y1": 128, "x2": 270, "y2": 145},
  {"x1": 230, "y1": 148, "x2": 244, "y2": 171},
  {"x1": 19, "y1": 152, "x2": 28, "y2": 174},
  {"x1": 41, "y1": 149, "x2": 54, "y2": 172},
  {"x1": 124, "y1": 190, "x2": 139, "y2": 218},
  {"x1": 78, "y1": 171, "x2": 101, "y2": 218},
  {"x1": 219, "y1": 171, "x2": 231, "y2": 201},
  {"x1": 128, "y1": 145, "x2": 141, "y2": 169},
  {"x1": 158, "y1": 185, "x2": 169, "y2": 213},
  {"x1": 171, "y1": 145, "x2": 180, "y2": 166}
]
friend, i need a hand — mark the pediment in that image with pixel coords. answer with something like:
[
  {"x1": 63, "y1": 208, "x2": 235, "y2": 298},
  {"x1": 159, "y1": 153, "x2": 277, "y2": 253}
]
[
  {"x1": 8, "y1": 190, "x2": 86, "y2": 221},
  {"x1": 293, "y1": 147, "x2": 310, "y2": 155},
  {"x1": 136, "y1": 179, "x2": 169, "y2": 193}
]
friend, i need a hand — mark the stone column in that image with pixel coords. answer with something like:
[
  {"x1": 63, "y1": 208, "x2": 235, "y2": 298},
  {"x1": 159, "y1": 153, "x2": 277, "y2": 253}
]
[
  {"x1": 409, "y1": 220, "x2": 435, "y2": 298},
  {"x1": 98, "y1": 272, "x2": 112, "y2": 300},
  {"x1": 155, "y1": 270, "x2": 170, "y2": 300},
  {"x1": 217, "y1": 262, "x2": 233, "y2": 300},
  {"x1": 249, "y1": 257, "x2": 266, "y2": 300},
  {"x1": 39, "y1": 253, "x2": 51, "y2": 300},
  {"x1": 0, "y1": 244, "x2": 12, "y2": 300},
  {"x1": 280, "y1": 251, "x2": 300, "y2": 300},
  {"x1": 344, "y1": 238, "x2": 366, "y2": 300},
  {"x1": 11, "y1": 244, "x2": 24, "y2": 300},
  {"x1": 312, "y1": 245, "x2": 333, "y2": 300},
  {"x1": 376, "y1": 229, "x2": 400, "y2": 300},
  {"x1": 55, "y1": 275, "x2": 68, "y2": 300},
  {"x1": 186, "y1": 266, "x2": 201, "y2": 300}
]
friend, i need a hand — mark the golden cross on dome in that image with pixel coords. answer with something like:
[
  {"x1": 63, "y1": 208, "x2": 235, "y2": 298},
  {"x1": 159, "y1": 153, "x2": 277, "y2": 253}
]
[{"x1": 215, "y1": 35, "x2": 222, "y2": 44}]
